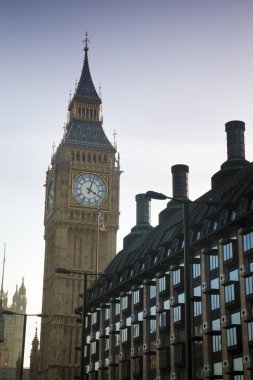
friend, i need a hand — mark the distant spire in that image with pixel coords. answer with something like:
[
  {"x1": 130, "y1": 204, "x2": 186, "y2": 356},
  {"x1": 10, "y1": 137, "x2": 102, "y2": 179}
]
[
  {"x1": 1, "y1": 244, "x2": 6, "y2": 300},
  {"x1": 83, "y1": 32, "x2": 90, "y2": 55}
]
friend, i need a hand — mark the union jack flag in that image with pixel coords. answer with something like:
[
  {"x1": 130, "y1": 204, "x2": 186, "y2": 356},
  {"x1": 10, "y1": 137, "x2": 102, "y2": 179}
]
[{"x1": 98, "y1": 210, "x2": 106, "y2": 232}]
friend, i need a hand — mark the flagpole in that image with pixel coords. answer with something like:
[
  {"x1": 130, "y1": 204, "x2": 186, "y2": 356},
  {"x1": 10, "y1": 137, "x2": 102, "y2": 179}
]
[{"x1": 96, "y1": 203, "x2": 99, "y2": 276}]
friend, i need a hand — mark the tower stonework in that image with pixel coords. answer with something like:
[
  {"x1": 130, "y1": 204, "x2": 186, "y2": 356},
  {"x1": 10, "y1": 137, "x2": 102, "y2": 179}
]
[{"x1": 39, "y1": 36, "x2": 120, "y2": 379}]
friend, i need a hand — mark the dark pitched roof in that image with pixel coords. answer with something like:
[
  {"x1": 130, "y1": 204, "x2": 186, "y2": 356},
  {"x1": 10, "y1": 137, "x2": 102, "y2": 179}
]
[
  {"x1": 64, "y1": 120, "x2": 115, "y2": 151},
  {"x1": 88, "y1": 162, "x2": 253, "y2": 304}
]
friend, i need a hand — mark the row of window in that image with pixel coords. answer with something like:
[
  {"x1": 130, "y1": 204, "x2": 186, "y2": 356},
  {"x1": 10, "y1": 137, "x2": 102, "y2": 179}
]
[{"x1": 71, "y1": 150, "x2": 108, "y2": 163}]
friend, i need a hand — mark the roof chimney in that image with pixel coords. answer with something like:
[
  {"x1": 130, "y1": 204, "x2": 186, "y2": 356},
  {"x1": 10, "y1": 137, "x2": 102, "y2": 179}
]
[
  {"x1": 123, "y1": 194, "x2": 152, "y2": 249},
  {"x1": 211, "y1": 120, "x2": 249, "y2": 188},
  {"x1": 159, "y1": 164, "x2": 189, "y2": 224},
  {"x1": 225, "y1": 120, "x2": 245, "y2": 161},
  {"x1": 171, "y1": 164, "x2": 189, "y2": 199}
]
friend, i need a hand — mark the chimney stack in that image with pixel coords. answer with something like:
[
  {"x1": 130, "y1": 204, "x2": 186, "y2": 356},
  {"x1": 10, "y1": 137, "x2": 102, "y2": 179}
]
[
  {"x1": 123, "y1": 194, "x2": 152, "y2": 249},
  {"x1": 171, "y1": 164, "x2": 189, "y2": 199},
  {"x1": 159, "y1": 164, "x2": 189, "y2": 224},
  {"x1": 225, "y1": 120, "x2": 245, "y2": 161},
  {"x1": 211, "y1": 120, "x2": 249, "y2": 188},
  {"x1": 136, "y1": 194, "x2": 151, "y2": 226}
]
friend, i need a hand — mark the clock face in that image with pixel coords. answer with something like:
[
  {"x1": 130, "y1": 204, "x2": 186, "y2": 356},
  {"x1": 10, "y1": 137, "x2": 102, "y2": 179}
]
[
  {"x1": 72, "y1": 173, "x2": 107, "y2": 207},
  {"x1": 47, "y1": 180, "x2": 54, "y2": 213}
]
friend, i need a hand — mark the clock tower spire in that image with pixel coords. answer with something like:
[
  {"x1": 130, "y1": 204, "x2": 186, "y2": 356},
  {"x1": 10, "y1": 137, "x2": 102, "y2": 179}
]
[{"x1": 39, "y1": 35, "x2": 120, "y2": 379}]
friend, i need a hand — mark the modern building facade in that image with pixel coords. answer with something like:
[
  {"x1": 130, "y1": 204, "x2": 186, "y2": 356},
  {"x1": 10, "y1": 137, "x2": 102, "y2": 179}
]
[
  {"x1": 82, "y1": 120, "x2": 253, "y2": 379},
  {"x1": 39, "y1": 35, "x2": 120, "y2": 379}
]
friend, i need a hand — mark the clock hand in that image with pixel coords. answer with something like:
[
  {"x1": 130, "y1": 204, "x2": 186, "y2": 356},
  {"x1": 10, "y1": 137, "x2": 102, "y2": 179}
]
[{"x1": 87, "y1": 176, "x2": 95, "y2": 193}]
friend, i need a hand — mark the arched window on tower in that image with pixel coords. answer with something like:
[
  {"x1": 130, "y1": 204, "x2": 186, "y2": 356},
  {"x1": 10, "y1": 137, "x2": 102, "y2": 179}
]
[{"x1": 103, "y1": 155, "x2": 107, "y2": 164}]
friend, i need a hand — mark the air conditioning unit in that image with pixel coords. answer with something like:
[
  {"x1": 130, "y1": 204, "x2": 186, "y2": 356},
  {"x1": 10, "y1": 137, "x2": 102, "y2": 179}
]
[
  {"x1": 220, "y1": 273, "x2": 226, "y2": 285},
  {"x1": 221, "y1": 315, "x2": 229, "y2": 327},
  {"x1": 119, "y1": 319, "x2": 124, "y2": 328},
  {"x1": 171, "y1": 372, "x2": 177, "y2": 380},
  {"x1": 98, "y1": 360, "x2": 105, "y2": 369},
  {"x1": 131, "y1": 314, "x2": 137, "y2": 324}
]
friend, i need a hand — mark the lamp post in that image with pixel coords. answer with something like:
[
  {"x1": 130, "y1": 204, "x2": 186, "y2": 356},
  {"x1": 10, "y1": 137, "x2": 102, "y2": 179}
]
[
  {"x1": 2, "y1": 310, "x2": 47, "y2": 380},
  {"x1": 146, "y1": 191, "x2": 192, "y2": 380},
  {"x1": 55, "y1": 267, "x2": 104, "y2": 380}
]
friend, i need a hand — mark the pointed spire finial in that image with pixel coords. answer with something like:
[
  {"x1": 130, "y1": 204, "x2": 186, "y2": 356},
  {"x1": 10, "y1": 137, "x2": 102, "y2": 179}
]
[{"x1": 82, "y1": 32, "x2": 90, "y2": 54}]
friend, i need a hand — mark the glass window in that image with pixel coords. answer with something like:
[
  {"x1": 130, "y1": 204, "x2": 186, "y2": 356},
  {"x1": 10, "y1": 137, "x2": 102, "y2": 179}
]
[
  {"x1": 133, "y1": 290, "x2": 140, "y2": 304},
  {"x1": 159, "y1": 276, "x2": 166, "y2": 292},
  {"x1": 212, "y1": 335, "x2": 221, "y2": 352},
  {"x1": 229, "y1": 269, "x2": 239, "y2": 281},
  {"x1": 245, "y1": 275, "x2": 253, "y2": 295},
  {"x1": 212, "y1": 318, "x2": 221, "y2": 331},
  {"x1": 233, "y1": 357, "x2": 243, "y2": 372},
  {"x1": 231, "y1": 312, "x2": 241, "y2": 325},
  {"x1": 164, "y1": 299, "x2": 170, "y2": 310},
  {"x1": 248, "y1": 321, "x2": 253, "y2": 341},
  {"x1": 173, "y1": 306, "x2": 182, "y2": 322},
  {"x1": 225, "y1": 284, "x2": 235, "y2": 303},
  {"x1": 213, "y1": 362, "x2": 222, "y2": 376},
  {"x1": 104, "y1": 308, "x2": 110, "y2": 320},
  {"x1": 159, "y1": 311, "x2": 167, "y2": 328},
  {"x1": 121, "y1": 296, "x2": 129, "y2": 310},
  {"x1": 211, "y1": 294, "x2": 220, "y2": 310},
  {"x1": 223, "y1": 242, "x2": 233, "y2": 261},
  {"x1": 149, "y1": 285, "x2": 156, "y2": 299},
  {"x1": 133, "y1": 324, "x2": 140, "y2": 338},
  {"x1": 115, "y1": 302, "x2": 120, "y2": 315},
  {"x1": 243, "y1": 231, "x2": 253, "y2": 253},
  {"x1": 194, "y1": 301, "x2": 202, "y2": 317},
  {"x1": 121, "y1": 328, "x2": 129, "y2": 343},
  {"x1": 193, "y1": 263, "x2": 201, "y2": 278},
  {"x1": 150, "y1": 319, "x2": 156, "y2": 334},
  {"x1": 209, "y1": 254, "x2": 219, "y2": 270},
  {"x1": 227, "y1": 327, "x2": 237, "y2": 346},
  {"x1": 173, "y1": 269, "x2": 181, "y2": 285},
  {"x1": 194, "y1": 286, "x2": 201, "y2": 297},
  {"x1": 211, "y1": 278, "x2": 219, "y2": 289}
]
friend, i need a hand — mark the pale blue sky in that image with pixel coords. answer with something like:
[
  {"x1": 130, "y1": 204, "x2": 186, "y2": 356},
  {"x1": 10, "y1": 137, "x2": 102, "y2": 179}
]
[{"x1": 1, "y1": 0, "x2": 253, "y2": 366}]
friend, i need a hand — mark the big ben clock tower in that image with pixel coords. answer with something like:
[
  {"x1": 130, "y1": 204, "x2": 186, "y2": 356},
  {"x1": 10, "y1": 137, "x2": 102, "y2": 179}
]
[{"x1": 39, "y1": 34, "x2": 120, "y2": 379}]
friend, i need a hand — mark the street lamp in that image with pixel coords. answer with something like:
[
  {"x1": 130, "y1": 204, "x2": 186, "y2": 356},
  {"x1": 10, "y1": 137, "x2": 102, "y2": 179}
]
[
  {"x1": 2, "y1": 310, "x2": 48, "y2": 380},
  {"x1": 55, "y1": 267, "x2": 105, "y2": 380},
  {"x1": 146, "y1": 191, "x2": 192, "y2": 380}
]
